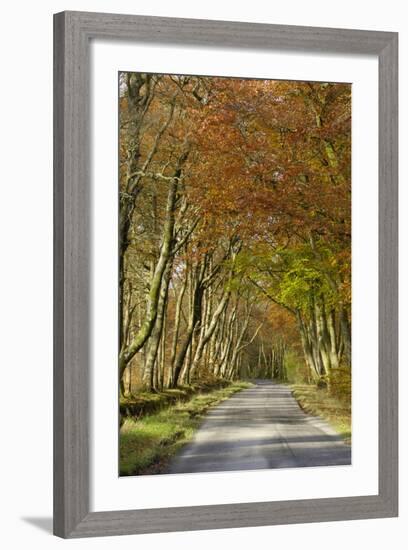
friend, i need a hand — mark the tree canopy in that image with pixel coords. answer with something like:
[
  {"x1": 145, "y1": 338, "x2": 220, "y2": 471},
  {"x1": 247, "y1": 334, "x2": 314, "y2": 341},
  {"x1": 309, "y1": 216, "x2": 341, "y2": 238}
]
[{"x1": 118, "y1": 73, "x2": 351, "y2": 395}]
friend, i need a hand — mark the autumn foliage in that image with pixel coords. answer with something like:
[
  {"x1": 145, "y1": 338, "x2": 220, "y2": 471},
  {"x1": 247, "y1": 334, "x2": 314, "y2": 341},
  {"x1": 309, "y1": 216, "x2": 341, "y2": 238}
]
[{"x1": 118, "y1": 73, "x2": 351, "y2": 395}]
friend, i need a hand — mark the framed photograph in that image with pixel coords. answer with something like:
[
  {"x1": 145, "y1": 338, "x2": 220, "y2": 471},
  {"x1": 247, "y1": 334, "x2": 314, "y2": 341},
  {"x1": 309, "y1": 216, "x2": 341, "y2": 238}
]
[{"x1": 53, "y1": 11, "x2": 398, "y2": 538}]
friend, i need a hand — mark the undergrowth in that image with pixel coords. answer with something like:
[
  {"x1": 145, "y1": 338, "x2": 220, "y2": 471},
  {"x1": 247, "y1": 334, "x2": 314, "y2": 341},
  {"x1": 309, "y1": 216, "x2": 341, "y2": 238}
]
[{"x1": 119, "y1": 381, "x2": 253, "y2": 476}]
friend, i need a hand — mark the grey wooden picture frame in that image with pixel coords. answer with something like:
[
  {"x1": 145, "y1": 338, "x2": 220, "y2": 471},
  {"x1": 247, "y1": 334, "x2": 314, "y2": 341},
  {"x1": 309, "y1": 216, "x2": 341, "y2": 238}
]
[{"x1": 53, "y1": 10, "x2": 398, "y2": 538}]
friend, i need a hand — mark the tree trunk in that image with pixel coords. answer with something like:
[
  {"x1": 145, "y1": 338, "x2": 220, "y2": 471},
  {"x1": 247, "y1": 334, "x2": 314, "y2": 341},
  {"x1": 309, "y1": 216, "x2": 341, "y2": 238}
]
[
  {"x1": 142, "y1": 261, "x2": 172, "y2": 390},
  {"x1": 168, "y1": 268, "x2": 188, "y2": 387},
  {"x1": 189, "y1": 289, "x2": 230, "y2": 380},
  {"x1": 119, "y1": 154, "x2": 188, "y2": 388},
  {"x1": 172, "y1": 262, "x2": 205, "y2": 387}
]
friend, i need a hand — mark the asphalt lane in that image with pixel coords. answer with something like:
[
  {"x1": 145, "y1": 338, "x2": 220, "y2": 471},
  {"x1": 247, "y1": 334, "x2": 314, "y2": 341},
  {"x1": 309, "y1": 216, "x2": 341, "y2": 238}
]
[{"x1": 168, "y1": 380, "x2": 351, "y2": 474}]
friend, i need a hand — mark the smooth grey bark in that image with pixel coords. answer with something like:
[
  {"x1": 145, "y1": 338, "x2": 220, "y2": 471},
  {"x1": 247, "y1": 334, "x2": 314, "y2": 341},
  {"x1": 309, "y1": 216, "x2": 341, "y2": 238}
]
[
  {"x1": 143, "y1": 260, "x2": 173, "y2": 390},
  {"x1": 171, "y1": 262, "x2": 205, "y2": 387},
  {"x1": 225, "y1": 304, "x2": 253, "y2": 379},
  {"x1": 119, "y1": 152, "x2": 188, "y2": 384},
  {"x1": 218, "y1": 302, "x2": 239, "y2": 377},
  {"x1": 168, "y1": 268, "x2": 188, "y2": 387},
  {"x1": 119, "y1": 74, "x2": 160, "y2": 348},
  {"x1": 189, "y1": 289, "x2": 230, "y2": 379}
]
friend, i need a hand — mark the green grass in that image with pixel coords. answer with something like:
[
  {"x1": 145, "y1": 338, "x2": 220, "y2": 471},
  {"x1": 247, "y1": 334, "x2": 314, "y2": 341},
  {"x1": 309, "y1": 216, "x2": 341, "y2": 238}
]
[
  {"x1": 120, "y1": 380, "x2": 232, "y2": 422},
  {"x1": 120, "y1": 381, "x2": 253, "y2": 476},
  {"x1": 291, "y1": 384, "x2": 351, "y2": 443}
]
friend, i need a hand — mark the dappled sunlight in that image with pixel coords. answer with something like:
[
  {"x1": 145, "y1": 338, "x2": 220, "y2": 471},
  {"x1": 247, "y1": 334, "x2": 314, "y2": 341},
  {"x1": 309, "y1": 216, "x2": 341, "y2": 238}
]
[
  {"x1": 119, "y1": 72, "x2": 351, "y2": 476},
  {"x1": 168, "y1": 381, "x2": 350, "y2": 474}
]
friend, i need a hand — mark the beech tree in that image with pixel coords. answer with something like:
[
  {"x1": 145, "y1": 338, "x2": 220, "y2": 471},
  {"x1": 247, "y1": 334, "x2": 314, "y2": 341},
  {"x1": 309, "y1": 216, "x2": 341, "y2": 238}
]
[{"x1": 119, "y1": 73, "x2": 351, "y2": 396}]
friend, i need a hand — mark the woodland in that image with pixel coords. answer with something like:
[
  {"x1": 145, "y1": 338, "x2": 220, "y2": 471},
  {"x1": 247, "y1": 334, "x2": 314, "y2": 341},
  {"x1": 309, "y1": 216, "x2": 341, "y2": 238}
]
[{"x1": 118, "y1": 72, "x2": 351, "y2": 403}]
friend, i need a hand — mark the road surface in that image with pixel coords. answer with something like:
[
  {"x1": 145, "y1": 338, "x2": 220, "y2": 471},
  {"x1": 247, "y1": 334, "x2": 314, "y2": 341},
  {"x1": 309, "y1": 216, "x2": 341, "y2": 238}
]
[{"x1": 168, "y1": 380, "x2": 351, "y2": 474}]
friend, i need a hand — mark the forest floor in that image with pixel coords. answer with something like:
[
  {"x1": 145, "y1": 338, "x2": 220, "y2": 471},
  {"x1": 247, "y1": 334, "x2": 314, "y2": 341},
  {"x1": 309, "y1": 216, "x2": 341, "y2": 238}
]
[
  {"x1": 119, "y1": 381, "x2": 253, "y2": 476},
  {"x1": 291, "y1": 384, "x2": 351, "y2": 444}
]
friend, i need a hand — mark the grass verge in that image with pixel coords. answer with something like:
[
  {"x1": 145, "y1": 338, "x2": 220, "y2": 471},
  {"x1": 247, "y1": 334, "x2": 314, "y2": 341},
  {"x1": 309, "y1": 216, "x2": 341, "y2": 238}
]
[
  {"x1": 120, "y1": 381, "x2": 253, "y2": 476},
  {"x1": 120, "y1": 379, "x2": 230, "y2": 422},
  {"x1": 291, "y1": 384, "x2": 351, "y2": 444}
]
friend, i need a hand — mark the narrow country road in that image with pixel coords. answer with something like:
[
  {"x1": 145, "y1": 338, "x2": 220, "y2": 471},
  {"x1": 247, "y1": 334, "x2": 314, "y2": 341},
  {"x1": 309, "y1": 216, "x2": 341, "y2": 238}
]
[{"x1": 168, "y1": 380, "x2": 351, "y2": 474}]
